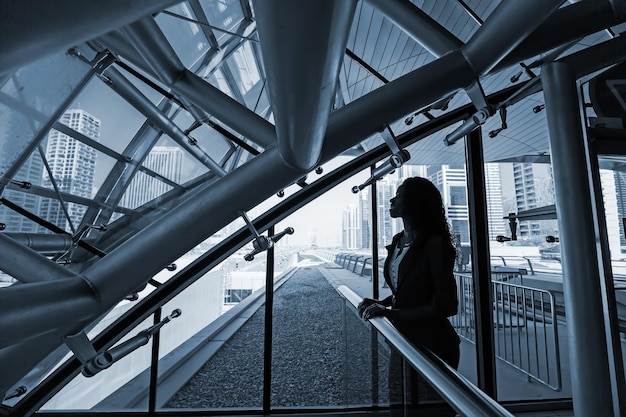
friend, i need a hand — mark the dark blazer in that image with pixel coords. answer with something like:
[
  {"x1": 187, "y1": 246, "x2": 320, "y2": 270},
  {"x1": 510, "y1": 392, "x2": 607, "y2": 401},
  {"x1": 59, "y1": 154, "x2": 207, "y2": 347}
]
[{"x1": 382, "y1": 232, "x2": 460, "y2": 367}]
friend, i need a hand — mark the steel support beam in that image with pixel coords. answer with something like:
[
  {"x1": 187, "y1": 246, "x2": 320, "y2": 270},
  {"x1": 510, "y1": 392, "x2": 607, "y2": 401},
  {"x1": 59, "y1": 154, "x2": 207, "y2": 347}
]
[
  {"x1": 0, "y1": 0, "x2": 181, "y2": 77},
  {"x1": 494, "y1": 0, "x2": 626, "y2": 73},
  {"x1": 365, "y1": 0, "x2": 463, "y2": 58},
  {"x1": 542, "y1": 61, "x2": 614, "y2": 417},
  {"x1": 0, "y1": 233, "x2": 77, "y2": 283},
  {"x1": 252, "y1": 0, "x2": 357, "y2": 170},
  {"x1": 0, "y1": 2, "x2": 622, "y2": 391},
  {"x1": 104, "y1": 67, "x2": 226, "y2": 177},
  {"x1": 3, "y1": 233, "x2": 73, "y2": 256},
  {"x1": 0, "y1": 49, "x2": 476, "y2": 349},
  {"x1": 462, "y1": 0, "x2": 565, "y2": 75},
  {"x1": 121, "y1": 18, "x2": 276, "y2": 149}
]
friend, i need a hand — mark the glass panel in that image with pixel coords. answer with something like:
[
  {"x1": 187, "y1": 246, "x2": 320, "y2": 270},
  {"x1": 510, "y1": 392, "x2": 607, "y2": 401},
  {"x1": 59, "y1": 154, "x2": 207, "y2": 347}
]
[
  {"x1": 223, "y1": 41, "x2": 265, "y2": 111},
  {"x1": 160, "y1": 251, "x2": 268, "y2": 410},
  {"x1": 0, "y1": 52, "x2": 90, "y2": 179},
  {"x1": 156, "y1": 3, "x2": 212, "y2": 68},
  {"x1": 66, "y1": 77, "x2": 151, "y2": 154},
  {"x1": 597, "y1": 155, "x2": 626, "y2": 390},
  {"x1": 199, "y1": 0, "x2": 245, "y2": 44},
  {"x1": 343, "y1": 296, "x2": 390, "y2": 408},
  {"x1": 40, "y1": 316, "x2": 153, "y2": 411}
]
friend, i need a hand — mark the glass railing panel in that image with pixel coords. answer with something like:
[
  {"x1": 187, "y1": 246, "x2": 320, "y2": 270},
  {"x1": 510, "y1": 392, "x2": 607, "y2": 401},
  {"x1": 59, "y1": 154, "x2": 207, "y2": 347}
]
[
  {"x1": 39, "y1": 316, "x2": 154, "y2": 412},
  {"x1": 343, "y1": 295, "x2": 390, "y2": 409},
  {"x1": 159, "y1": 250, "x2": 269, "y2": 411}
]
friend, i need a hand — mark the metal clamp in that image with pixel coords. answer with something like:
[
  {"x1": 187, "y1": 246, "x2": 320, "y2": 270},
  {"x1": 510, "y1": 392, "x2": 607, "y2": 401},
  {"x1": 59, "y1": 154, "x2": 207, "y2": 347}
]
[
  {"x1": 240, "y1": 211, "x2": 294, "y2": 261},
  {"x1": 352, "y1": 124, "x2": 411, "y2": 193},
  {"x1": 64, "y1": 309, "x2": 181, "y2": 377}
]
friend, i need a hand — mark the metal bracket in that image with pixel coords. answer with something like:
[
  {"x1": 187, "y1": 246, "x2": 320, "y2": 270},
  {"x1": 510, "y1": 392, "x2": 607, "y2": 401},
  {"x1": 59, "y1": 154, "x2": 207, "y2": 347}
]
[
  {"x1": 352, "y1": 124, "x2": 411, "y2": 193},
  {"x1": 240, "y1": 211, "x2": 294, "y2": 261},
  {"x1": 64, "y1": 309, "x2": 181, "y2": 377}
]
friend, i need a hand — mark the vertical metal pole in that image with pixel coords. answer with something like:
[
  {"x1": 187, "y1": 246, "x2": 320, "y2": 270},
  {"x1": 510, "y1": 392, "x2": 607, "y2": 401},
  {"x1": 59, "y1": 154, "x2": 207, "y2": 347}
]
[
  {"x1": 370, "y1": 166, "x2": 380, "y2": 405},
  {"x1": 371, "y1": 165, "x2": 380, "y2": 299},
  {"x1": 465, "y1": 128, "x2": 497, "y2": 398},
  {"x1": 584, "y1": 131, "x2": 626, "y2": 414},
  {"x1": 148, "y1": 308, "x2": 161, "y2": 413},
  {"x1": 263, "y1": 225, "x2": 275, "y2": 414},
  {"x1": 542, "y1": 61, "x2": 614, "y2": 416}
]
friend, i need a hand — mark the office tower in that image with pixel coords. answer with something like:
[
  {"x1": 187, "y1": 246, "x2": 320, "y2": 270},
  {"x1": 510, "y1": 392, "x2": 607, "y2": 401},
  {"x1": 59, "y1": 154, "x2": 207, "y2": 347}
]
[
  {"x1": 428, "y1": 164, "x2": 470, "y2": 244},
  {"x1": 376, "y1": 177, "x2": 400, "y2": 248},
  {"x1": 485, "y1": 163, "x2": 506, "y2": 240},
  {"x1": 119, "y1": 146, "x2": 183, "y2": 209},
  {"x1": 39, "y1": 109, "x2": 100, "y2": 232},
  {"x1": 599, "y1": 169, "x2": 622, "y2": 257},
  {"x1": 357, "y1": 188, "x2": 370, "y2": 249},
  {"x1": 342, "y1": 204, "x2": 360, "y2": 249},
  {"x1": 0, "y1": 109, "x2": 46, "y2": 232},
  {"x1": 510, "y1": 163, "x2": 556, "y2": 237},
  {"x1": 614, "y1": 171, "x2": 626, "y2": 253}
]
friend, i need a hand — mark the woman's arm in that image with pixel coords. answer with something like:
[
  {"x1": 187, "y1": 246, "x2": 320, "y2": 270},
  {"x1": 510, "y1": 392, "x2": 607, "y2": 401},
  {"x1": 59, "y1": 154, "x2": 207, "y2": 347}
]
[{"x1": 390, "y1": 235, "x2": 458, "y2": 322}]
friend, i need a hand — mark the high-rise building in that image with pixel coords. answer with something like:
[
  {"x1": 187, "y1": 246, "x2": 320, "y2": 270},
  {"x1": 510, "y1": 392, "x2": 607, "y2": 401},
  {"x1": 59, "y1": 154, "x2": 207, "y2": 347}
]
[
  {"x1": 39, "y1": 109, "x2": 100, "y2": 232},
  {"x1": 0, "y1": 111, "x2": 45, "y2": 232},
  {"x1": 485, "y1": 163, "x2": 506, "y2": 240},
  {"x1": 509, "y1": 163, "x2": 556, "y2": 237},
  {"x1": 119, "y1": 146, "x2": 183, "y2": 209},
  {"x1": 429, "y1": 164, "x2": 470, "y2": 244},
  {"x1": 357, "y1": 188, "x2": 370, "y2": 249},
  {"x1": 342, "y1": 204, "x2": 360, "y2": 249}
]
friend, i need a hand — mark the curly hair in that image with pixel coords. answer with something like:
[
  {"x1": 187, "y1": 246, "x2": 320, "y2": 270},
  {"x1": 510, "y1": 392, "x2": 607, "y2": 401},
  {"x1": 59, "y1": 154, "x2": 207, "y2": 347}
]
[{"x1": 399, "y1": 177, "x2": 456, "y2": 258}]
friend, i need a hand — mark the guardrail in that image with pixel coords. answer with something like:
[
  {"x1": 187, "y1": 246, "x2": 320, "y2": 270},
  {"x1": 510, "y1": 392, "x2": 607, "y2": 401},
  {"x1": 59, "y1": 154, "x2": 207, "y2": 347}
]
[
  {"x1": 452, "y1": 273, "x2": 562, "y2": 391},
  {"x1": 324, "y1": 252, "x2": 562, "y2": 391},
  {"x1": 338, "y1": 285, "x2": 515, "y2": 417}
]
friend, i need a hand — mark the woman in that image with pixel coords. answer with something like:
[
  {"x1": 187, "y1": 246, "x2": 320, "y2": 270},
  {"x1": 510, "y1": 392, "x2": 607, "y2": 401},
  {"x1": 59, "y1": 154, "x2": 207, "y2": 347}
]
[{"x1": 357, "y1": 176, "x2": 460, "y2": 408}]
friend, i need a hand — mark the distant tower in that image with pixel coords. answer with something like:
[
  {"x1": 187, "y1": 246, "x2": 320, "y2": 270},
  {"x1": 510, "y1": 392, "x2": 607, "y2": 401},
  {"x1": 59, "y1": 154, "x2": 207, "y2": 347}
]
[
  {"x1": 39, "y1": 109, "x2": 100, "y2": 232},
  {"x1": 485, "y1": 163, "x2": 506, "y2": 239},
  {"x1": 357, "y1": 188, "x2": 370, "y2": 249},
  {"x1": 342, "y1": 204, "x2": 360, "y2": 249},
  {"x1": 429, "y1": 164, "x2": 470, "y2": 244},
  {"x1": 119, "y1": 146, "x2": 183, "y2": 209},
  {"x1": 511, "y1": 163, "x2": 556, "y2": 237}
]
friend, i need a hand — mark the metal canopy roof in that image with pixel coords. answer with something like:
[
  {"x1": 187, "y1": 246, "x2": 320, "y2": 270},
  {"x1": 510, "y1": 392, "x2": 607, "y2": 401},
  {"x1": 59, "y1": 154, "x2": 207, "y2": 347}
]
[{"x1": 1, "y1": 0, "x2": 626, "y2": 411}]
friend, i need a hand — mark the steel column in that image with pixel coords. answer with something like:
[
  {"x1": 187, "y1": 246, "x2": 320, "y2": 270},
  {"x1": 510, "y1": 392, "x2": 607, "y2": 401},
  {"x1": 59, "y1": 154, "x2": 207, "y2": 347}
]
[
  {"x1": 0, "y1": 0, "x2": 181, "y2": 77},
  {"x1": 365, "y1": 0, "x2": 462, "y2": 57},
  {"x1": 542, "y1": 61, "x2": 614, "y2": 416},
  {"x1": 370, "y1": 168, "x2": 380, "y2": 300},
  {"x1": 464, "y1": 128, "x2": 497, "y2": 398},
  {"x1": 252, "y1": 0, "x2": 357, "y2": 170}
]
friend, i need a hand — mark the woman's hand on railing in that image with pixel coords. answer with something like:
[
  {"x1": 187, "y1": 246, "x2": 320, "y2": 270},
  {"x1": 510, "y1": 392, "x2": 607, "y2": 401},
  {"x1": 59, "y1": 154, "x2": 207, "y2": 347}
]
[
  {"x1": 360, "y1": 301, "x2": 390, "y2": 320},
  {"x1": 357, "y1": 297, "x2": 377, "y2": 317}
]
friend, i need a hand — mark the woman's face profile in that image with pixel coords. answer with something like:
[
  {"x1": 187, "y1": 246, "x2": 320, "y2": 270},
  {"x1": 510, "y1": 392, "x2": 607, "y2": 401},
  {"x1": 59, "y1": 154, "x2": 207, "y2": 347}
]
[{"x1": 389, "y1": 185, "x2": 406, "y2": 218}]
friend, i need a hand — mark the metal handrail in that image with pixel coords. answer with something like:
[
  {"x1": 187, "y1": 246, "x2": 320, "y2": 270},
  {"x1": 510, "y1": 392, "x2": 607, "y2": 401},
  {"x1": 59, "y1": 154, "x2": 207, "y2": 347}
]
[{"x1": 338, "y1": 285, "x2": 515, "y2": 417}]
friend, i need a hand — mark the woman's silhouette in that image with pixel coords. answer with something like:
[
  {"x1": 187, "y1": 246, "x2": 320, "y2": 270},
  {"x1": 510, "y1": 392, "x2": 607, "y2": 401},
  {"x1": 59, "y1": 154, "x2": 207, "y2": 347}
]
[{"x1": 358, "y1": 176, "x2": 460, "y2": 411}]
